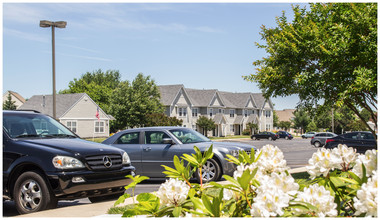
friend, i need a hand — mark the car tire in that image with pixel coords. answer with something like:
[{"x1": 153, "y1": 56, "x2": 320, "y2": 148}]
[
  {"x1": 251, "y1": 136, "x2": 256, "y2": 140},
  {"x1": 268, "y1": 137, "x2": 273, "y2": 141},
  {"x1": 196, "y1": 158, "x2": 221, "y2": 183},
  {"x1": 313, "y1": 141, "x2": 321, "y2": 148},
  {"x1": 88, "y1": 192, "x2": 125, "y2": 203},
  {"x1": 13, "y1": 171, "x2": 57, "y2": 214},
  {"x1": 285, "y1": 136, "x2": 289, "y2": 140}
]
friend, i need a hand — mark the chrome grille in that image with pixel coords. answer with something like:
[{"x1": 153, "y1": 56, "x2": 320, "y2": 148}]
[{"x1": 85, "y1": 154, "x2": 122, "y2": 170}]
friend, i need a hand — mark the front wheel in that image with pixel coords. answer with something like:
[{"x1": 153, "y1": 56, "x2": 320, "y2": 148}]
[
  {"x1": 268, "y1": 137, "x2": 273, "y2": 141},
  {"x1": 313, "y1": 141, "x2": 321, "y2": 148},
  {"x1": 13, "y1": 171, "x2": 57, "y2": 214},
  {"x1": 196, "y1": 158, "x2": 221, "y2": 183}
]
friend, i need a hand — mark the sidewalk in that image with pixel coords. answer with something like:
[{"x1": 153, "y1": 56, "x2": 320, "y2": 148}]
[{"x1": 15, "y1": 167, "x2": 308, "y2": 218}]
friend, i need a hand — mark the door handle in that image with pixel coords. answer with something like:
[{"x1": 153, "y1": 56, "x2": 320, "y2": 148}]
[{"x1": 143, "y1": 147, "x2": 151, "y2": 152}]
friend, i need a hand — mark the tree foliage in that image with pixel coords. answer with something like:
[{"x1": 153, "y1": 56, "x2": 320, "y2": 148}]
[
  {"x1": 145, "y1": 113, "x2": 183, "y2": 127},
  {"x1": 196, "y1": 116, "x2": 216, "y2": 137},
  {"x1": 244, "y1": 3, "x2": 377, "y2": 136},
  {"x1": 60, "y1": 69, "x2": 121, "y2": 113},
  {"x1": 278, "y1": 121, "x2": 292, "y2": 131},
  {"x1": 291, "y1": 108, "x2": 311, "y2": 134},
  {"x1": 110, "y1": 73, "x2": 163, "y2": 131},
  {"x1": 3, "y1": 94, "x2": 17, "y2": 110}
]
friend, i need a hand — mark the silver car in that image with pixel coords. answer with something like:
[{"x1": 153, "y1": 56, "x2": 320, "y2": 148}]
[
  {"x1": 310, "y1": 132, "x2": 337, "y2": 147},
  {"x1": 102, "y1": 127, "x2": 255, "y2": 182}
]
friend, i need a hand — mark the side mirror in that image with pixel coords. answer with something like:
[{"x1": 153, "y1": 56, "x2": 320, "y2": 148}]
[{"x1": 162, "y1": 138, "x2": 174, "y2": 145}]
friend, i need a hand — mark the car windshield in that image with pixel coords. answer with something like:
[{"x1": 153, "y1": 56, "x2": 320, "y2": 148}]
[
  {"x1": 169, "y1": 129, "x2": 210, "y2": 144},
  {"x1": 3, "y1": 114, "x2": 77, "y2": 139}
]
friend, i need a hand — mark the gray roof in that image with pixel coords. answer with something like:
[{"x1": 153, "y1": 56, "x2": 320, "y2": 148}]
[
  {"x1": 19, "y1": 93, "x2": 86, "y2": 118},
  {"x1": 219, "y1": 92, "x2": 254, "y2": 108},
  {"x1": 158, "y1": 85, "x2": 270, "y2": 110},
  {"x1": 233, "y1": 115, "x2": 244, "y2": 124},
  {"x1": 158, "y1": 84, "x2": 184, "y2": 106},
  {"x1": 213, "y1": 113, "x2": 226, "y2": 124},
  {"x1": 185, "y1": 88, "x2": 218, "y2": 107}
]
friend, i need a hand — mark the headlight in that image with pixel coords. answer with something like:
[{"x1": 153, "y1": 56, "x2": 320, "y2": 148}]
[
  {"x1": 122, "y1": 152, "x2": 131, "y2": 165},
  {"x1": 230, "y1": 150, "x2": 240, "y2": 157},
  {"x1": 52, "y1": 156, "x2": 84, "y2": 169}
]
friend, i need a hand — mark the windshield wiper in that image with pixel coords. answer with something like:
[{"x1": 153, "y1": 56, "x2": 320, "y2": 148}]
[
  {"x1": 15, "y1": 134, "x2": 40, "y2": 138},
  {"x1": 42, "y1": 134, "x2": 77, "y2": 138}
]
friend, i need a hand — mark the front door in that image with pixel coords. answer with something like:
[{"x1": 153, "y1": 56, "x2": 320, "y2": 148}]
[{"x1": 141, "y1": 130, "x2": 181, "y2": 177}]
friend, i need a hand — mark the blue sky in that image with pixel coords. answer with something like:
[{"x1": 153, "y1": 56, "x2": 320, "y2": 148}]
[{"x1": 2, "y1": 2, "x2": 304, "y2": 110}]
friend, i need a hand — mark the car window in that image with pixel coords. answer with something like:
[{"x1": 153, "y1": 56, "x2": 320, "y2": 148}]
[
  {"x1": 327, "y1": 133, "x2": 334, "y2": 137},
  {"x1": 343, "y1": 133, "x2": 359, "y2": 139},
  {"x1": 3, "y1": 114, "x2": 74, "y2": 138},
  {"x1": 169, "y1": 129, "x2": 210, "y2": 144},
  {"x1": 360, "y1": 133, "x2": 375, "y2": 140},
  {"x1": 116, "y1": 132, "x2": 140, "y2": 144},
  {"x1": 145, "y1": 131, "x2": 170, "y2": 144}
]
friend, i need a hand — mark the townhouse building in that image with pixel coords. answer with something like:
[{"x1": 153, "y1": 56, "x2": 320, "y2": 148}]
[{"x1": 159, "y1": 85, "x2": 274, "y2": 137}]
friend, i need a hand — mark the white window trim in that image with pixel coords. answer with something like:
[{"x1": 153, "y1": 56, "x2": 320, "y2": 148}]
[
  {"x1": 94, "y1": 120, "x2": 105, "y2": 133},
  {"x1": 66, "y1": 120, "x2": 78, "y2": 133},
  {"x1": 230, "y1": 109, "x2": 235, "y2": 118},
  {"x1": 192, "y1": 108, "x2": 198, "y2": 117}
]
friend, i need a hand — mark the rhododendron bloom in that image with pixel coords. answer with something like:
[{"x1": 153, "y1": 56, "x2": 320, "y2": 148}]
[
  {"x1": 352, "y1": 149, "x2": 377, "y2": 178},
  {"x1": 294, "y1": 184, "x2": 337, "y2": 217},
  {"x1": 331, "y1": 144, "x2": 357, "y2": 170},
  {"x1": 354, "y1": 170, "x2": 378, "y2": 217},
  {"x1": 156, "y1": 178, "x2": 190, "y2": 206},
  {"x1": 256, "y1": 144, "x2": 288, "y2": 174},
  {"x1": 306, "y1": 148, "x2": 342, "y2": 178}
]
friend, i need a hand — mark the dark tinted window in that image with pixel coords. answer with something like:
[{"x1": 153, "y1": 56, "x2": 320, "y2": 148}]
[
  {"x1": 343, "y1": 132, "x2": 359, "y2": 139},
  {"x1": 360, "y1": 133, "x2": 375, "y2": 140},
  {"x1": 116, "y1": 132, "x2": 140, "y2": 144}
]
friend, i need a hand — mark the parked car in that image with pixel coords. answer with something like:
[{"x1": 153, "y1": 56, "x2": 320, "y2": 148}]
[
  {"x1": 102, "y1": 127, "x2": 255, "y2": 182},
  {"x1": 251, "y1": 131, "x2": 278, "y2": 141},
  {"x1": 276, "y1": 131, "x2": 293, "y2": 140},
  {"x1": 325, "y1": 131, "x2": 377, "y2": 154},
  {"x1": 302, "y1": 132, "x2": 316, "y2": 139},
  {"x1": 3, "y1": 110, "x2": 135, "y2": 214},
  {"x1": 310, "y1": 132, "x2": 337, "y2": 147}
]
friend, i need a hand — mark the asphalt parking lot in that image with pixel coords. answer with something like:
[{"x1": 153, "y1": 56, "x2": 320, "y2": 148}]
[{"x1": 3, "y1": 137, "x2": 317, "y2": 217}]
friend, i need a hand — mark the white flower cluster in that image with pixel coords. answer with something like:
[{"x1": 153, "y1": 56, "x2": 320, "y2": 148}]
[
  {"x1": 354, "y1": 170, "x2": 378, "y2": 217},
  {"x1": 352, "y1": 149, "x2": 377, "y2": 178},
  {"x1": 294, "y1": 184, "x2": 337, "y2": 217},
  {"x1": 256, "y1": 144, "x2": 289, "y2": 174},
  {"x1": 156, "y1": 178, "x2": 190, "y2": 206},
  {"x1": 250, "y1": 172, "x2": 299, "y2": 217},
  {"x1": 306, "y1": 147, "x2": 343, "y2": 178},
  {"x1": 332, "y1": 144, "x2": 357, "y2": 168}
]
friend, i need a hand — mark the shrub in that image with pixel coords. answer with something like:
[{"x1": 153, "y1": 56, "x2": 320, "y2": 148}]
[{"x1": 114, "y1": 144, "x2": 377, "y2": 217}]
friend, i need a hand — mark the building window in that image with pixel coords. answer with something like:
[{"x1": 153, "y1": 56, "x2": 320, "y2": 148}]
[
  {"x1": 230, "y1": 109, "x2": 235, "y2": 118},
  {"x1": 192, "y1": 108, "x2": 198, "y2": 117},
  {"x1": 179, "y1": 107, "x2": 187, "y2": 117},
  {"x1": 265, "y1": 110, "x2": 271, "y2": 118},
  {"x1": 95, "y1": 121, "x2": 105, "y2": 133},
  {"x1": 209, "y1": 108, "x2": 213, "y2": 117},
  {"x1": 66, "y1": 121, "x2": 77, "y2": 133},
  {"x1": 244, "y1": 110, "x2": 248, "y2": 117},
  {"x1": 266, "y1": 124, "x2": 271, "y2": 131},
  {"x1": 230, "y1": 125, "x2": 234, "y2": 132}
]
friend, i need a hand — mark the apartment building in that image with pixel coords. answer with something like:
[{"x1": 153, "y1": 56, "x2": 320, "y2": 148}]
[{"x1": 159, "y1": 85, "x2": 274, "y2": 137}]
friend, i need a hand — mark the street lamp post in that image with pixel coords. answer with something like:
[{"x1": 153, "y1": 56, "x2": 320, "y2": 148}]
[{"x1": 40, "y1": 20, "x2": 67, "y2": 119}]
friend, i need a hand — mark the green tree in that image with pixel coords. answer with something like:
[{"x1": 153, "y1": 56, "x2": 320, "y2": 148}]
[
  {"x1": 291, "y1": 108, "x2": 311, "y2": 134},
  {"x1": 244, "y1": 3, "x2": 377, "y2": 136},
  {"x1": 110, "y1": 73, "x2": 163, "y2": 131},
  {"x1": 196, "y1": 116, "x2": 216, "y2": 137},
  {"x1": 278, "y1": 121, "x2": 292, "y2": 131},
  {"x1": 145, "y1": 113, "x2": 183, "y2": 127},
  {"x1": 246, "y1": 122, "x2": 259, "y2": 135},
  {"x1": 306, "y1": 121, "x2": 318, "y2": 132},
  {"x1": 3, "y1": 94, "x2": 17, "y2": 110},
  {"x1": 272, "y1": 111, "x2": 279, "y2": 127},
  {"x1": 60, "y1": 69, "x2": 121, "y2": 113}
]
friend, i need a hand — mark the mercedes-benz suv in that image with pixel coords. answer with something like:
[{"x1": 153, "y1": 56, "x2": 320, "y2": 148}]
[{"x1": 3, "y1": 110, "x2": 135, "y2": 214}]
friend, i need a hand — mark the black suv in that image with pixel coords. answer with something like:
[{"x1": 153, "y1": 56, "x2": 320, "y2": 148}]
[{"x1": 3, "y1": 110, "x2": 135, "y2": 214}]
